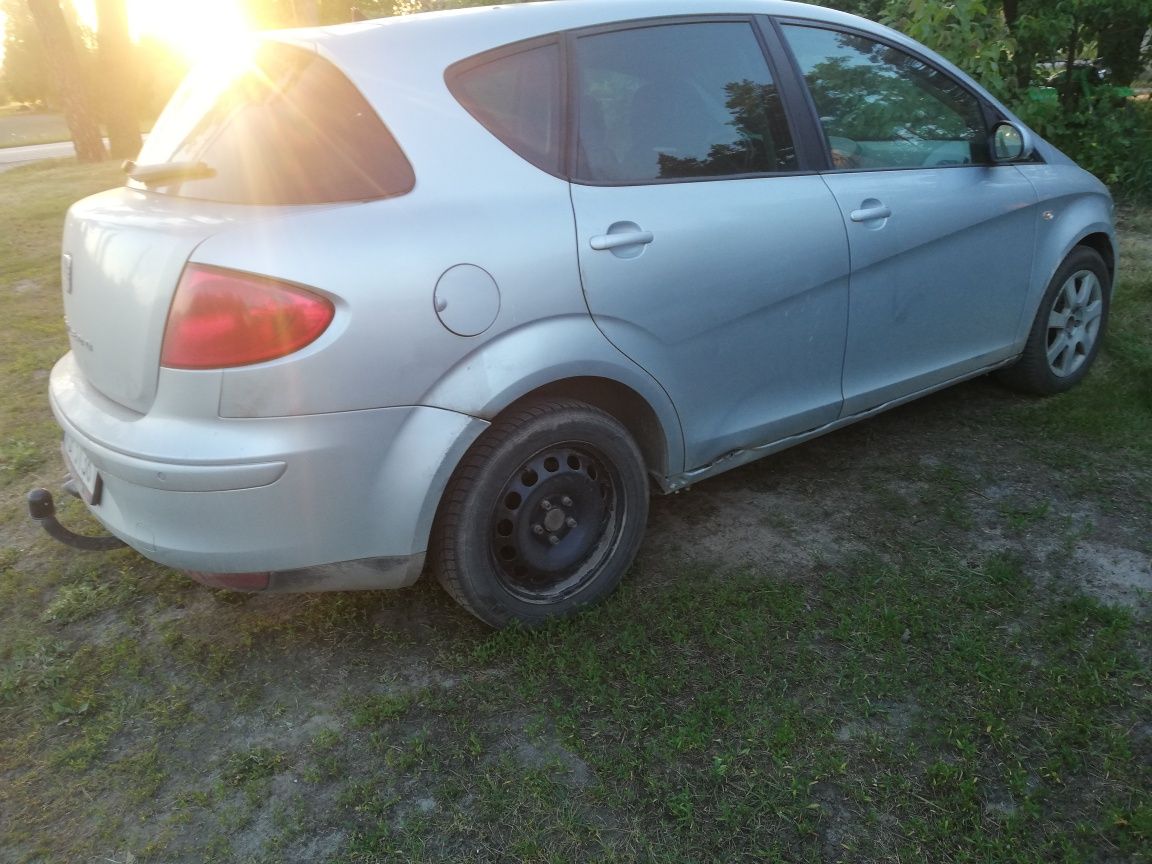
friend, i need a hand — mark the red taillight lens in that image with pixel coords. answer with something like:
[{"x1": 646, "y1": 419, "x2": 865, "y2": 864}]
[{"x1": 161, "y1": 264, "x2": 335, "y2": 369}]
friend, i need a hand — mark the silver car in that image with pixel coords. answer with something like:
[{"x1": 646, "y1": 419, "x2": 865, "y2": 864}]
[{"x1": 36, "y1": 0, "x2": 1116, "y2": 627}]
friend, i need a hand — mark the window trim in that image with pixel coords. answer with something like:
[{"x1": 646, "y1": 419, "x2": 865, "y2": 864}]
[
  {"x1": 771, "y1": 16, "x2": 1005, "y2": 174},
  {"x1": 564, "y1": 14, "x2": 812, "y2": 187}
]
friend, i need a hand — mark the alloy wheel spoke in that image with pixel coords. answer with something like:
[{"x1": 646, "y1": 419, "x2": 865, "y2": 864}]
[
  {"x1": 1079, "y1": 273, "x2": 1100, "y2": 306},
  {"x1": 1047, "y1": 332, "x2": 1070, "y2": 371},
  {"x1": 1058, "y1": 279, "x2": 1078, "y2": 311},
  {"x1": 1081, "y1": 299, "x2": 1103, "y2": 326},
  {"x1": 1048, "y1": 307, "x2": 1071, "y2": 329}
]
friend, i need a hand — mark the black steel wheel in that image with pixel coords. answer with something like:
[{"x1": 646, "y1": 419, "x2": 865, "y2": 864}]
[{"x1": 432, "y1": 399, "x2": 649, "y2": 627}]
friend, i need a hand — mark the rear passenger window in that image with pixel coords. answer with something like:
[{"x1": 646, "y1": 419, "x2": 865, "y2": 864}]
[
  {"x1": 133, "y1": 43, "x2": 414, "y2": 205},
  {"x1": 449, "y1": 42, "x2": 563, "y2": 175},
  {"x1": 574, "y1": 22, "x2": 797, "y2": 183}
]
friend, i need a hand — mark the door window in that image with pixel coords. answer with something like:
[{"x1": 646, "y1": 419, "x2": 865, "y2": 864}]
[
  {"x1": 782, "y1": 25, "x2": 988, "y2": 170},
  {"x1": 574, "y1": 22, "x2": 797, "y2": 182}
]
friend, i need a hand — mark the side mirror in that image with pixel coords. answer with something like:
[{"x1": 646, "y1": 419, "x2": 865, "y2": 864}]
[{"x1": 991, "y1": 121, "x2": 1034, "y2": 163}]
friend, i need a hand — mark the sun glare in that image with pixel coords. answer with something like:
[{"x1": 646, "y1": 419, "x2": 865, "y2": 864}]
[{"x1": 71, "y1": 0, "x2": 252, "y2": 63}]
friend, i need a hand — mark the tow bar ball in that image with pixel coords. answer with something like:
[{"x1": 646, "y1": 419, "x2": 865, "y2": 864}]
[{"x1": 26, "y1": 488, "x2": 127, "y2": 552}]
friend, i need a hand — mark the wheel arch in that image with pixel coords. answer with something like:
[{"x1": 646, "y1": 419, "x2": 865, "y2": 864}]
[
  {"x1": 498, "y1": 376, "x2": 673, "y2": 490},
  {"x1": 1074, "y1": 231, "x2": 1116, "y2": 283},
  {"x1": 1014, "y1": 201, "x2": 1116, "y2": 350},
  {"x1": 418, "y1": 315, "x2": 685, "y2": 486}
]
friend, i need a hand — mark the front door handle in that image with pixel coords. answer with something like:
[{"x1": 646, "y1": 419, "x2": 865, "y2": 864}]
[
  {"x1": 590, "y1": 230, "x2": 654, "y2": 251},
  {"x1": 849, "y1": 201, "x2": 892, "y2": 223}
]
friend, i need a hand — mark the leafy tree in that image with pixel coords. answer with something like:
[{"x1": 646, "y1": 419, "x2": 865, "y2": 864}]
[
  {"x1": 882, "y1": 0, "x2": 1016, "y2": 97},
  {"x1": 26, "y1": 0, "x2": 105, "y2": 161},
  {"x1": 2, "y1": 0, "x2": 56, "y2": 104},
  {"x1": 95, "y1": 0, "x2": 141, "y2": 158}
]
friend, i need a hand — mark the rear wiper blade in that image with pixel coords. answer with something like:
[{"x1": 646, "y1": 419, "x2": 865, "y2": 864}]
[{"x1": 122, "y1": 159, "x2": 215, "y2": 184}]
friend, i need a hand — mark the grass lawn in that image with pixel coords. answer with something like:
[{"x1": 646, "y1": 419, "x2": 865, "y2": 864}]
[
  {"x1": 0, "y1": 109, "x2": 71, "y2": 149},
  {"x1": 0, "y1": 160, "x2": 1149, "y2": 863}
]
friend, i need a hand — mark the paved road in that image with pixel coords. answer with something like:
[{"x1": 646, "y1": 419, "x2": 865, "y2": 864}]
[
  {"x1": 0, "y1": 140, "x2": 83, "y2": 171},
  {"x1": 0, "y1": 138, "x2": 139, "y2": 172}
]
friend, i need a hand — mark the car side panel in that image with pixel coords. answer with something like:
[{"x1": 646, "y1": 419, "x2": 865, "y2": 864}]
[
  {"x1": 1010, "y1": 163, "x2": 1117, "y2": 346},
  {"x1": 414, "y1": 315, "x2": 687, "y2": 476},
  {"x1": 822, "y1": 165, "x2": 1039, "y2": 415},
  {"x1": 195, "y1": 173, "x2": 586, "y2": 419}
]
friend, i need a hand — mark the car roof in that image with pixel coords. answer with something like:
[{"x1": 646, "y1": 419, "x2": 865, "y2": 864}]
[{"x1": 282, "y1": 0, "x2": 875, "y2": 71}]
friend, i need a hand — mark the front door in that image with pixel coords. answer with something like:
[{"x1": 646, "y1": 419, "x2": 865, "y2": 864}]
[{"x1": 781, "y1": 22, "x2": 1039, "y2": 415}]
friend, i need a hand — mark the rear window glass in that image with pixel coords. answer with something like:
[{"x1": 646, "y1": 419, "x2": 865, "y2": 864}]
[
  {"x1": 448, "y1": 42, "x2": 562, "y2": 175},
  {"x1": 132, "y1": 43, "x2": 414, "y2": 205}
]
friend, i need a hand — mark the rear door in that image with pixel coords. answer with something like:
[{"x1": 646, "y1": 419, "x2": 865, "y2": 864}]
[
  {"x1": 779, "y1": 22, "x2": 1038, "y2": 415},
  {"x1": 569, "y1": 20, "x2": 851, "y2": 470}
]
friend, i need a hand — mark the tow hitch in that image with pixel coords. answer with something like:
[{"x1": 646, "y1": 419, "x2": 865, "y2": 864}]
[{"x1": 27, "y1": 486, "x2": 127, "y2": 551}]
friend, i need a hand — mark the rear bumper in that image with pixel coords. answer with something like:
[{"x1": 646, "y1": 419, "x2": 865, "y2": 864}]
[{"x1": 48, "y1": 353, "x2": 488, "y2": 580}]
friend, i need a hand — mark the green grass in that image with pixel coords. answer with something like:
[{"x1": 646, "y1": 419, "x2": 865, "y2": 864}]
[
  {"x1": 0, "y1": 161, "x2": 1148, "y2": 863},
  {"x1": 0, "y1": 110, "x2": 71, "y2": 148}
]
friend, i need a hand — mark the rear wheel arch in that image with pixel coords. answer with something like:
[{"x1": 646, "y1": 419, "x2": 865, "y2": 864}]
[{"x1": 492, "y1": 376, "x2": 673, "y2": 491}]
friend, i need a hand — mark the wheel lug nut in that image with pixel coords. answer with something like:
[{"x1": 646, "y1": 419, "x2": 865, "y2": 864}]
[
  {"x1": 532, "y1": 524, "x2": 544, "y2": 535},
  {"x1": 566, "y1": 517, "x2": 577, "y2": 528},
  {"x1": 540, "y1": 499, "x2": 552, "y2": 511},
  {"x1": 561, "y1": 496, "x2": 573, "y2": 507},
  {"x1": 548, "y1": 534, "x2": 560, "y2": 545}
]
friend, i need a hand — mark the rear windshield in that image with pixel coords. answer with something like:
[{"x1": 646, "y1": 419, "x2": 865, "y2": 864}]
[{"x1": 132, "y1": 43, "x2": 414, "y2": 205}]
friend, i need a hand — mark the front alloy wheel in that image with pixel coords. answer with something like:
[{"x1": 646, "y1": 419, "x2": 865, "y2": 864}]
[
  {"x1": 996, "y1": 246, "x2": 1111, "y2": 395},
  {"x1": 1045, "y1": 268, "x2": 1104, "y2": 378}
]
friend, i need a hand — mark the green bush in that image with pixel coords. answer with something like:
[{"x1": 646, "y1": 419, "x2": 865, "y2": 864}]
[{"x1": 1015, "y1": 86, "x2": 1152, "y2": 202}]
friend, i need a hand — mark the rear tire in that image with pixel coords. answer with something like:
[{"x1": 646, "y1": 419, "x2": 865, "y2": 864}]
[
  {"x1": 996, "y1": 246, "x2": 1110, "y2": 395},
  {"x1": 431, "y1": 399, "x2": 649, "y2": 628}
]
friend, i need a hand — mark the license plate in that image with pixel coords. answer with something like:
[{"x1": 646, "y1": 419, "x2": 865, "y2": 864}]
[{"x1": 62, "y1": 435, "x2": 102, "y2": 505}]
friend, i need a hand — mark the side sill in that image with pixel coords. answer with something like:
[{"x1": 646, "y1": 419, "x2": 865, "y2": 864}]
[{"x1": 665, "y1": 357, "x2": 1018, "y2": 491}]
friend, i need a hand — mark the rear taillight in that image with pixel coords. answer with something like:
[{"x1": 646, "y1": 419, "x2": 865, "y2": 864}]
[{"x1": 161, "y1": 264, "x2": 334, "y2": 369}]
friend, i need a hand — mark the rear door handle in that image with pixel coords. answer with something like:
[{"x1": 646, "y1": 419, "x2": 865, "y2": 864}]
[
  {"x1": 590, "y1": 231, "x2": 654, "y2": 251},
  {"x1": 849, "y1": 204, "x2": 892, "y2": 223}
]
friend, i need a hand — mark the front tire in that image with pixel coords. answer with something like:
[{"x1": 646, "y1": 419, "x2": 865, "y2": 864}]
[
  {"x1": 997, "y1": 246, "x2": 1110, "y2": 395},
  {"x1": 431, "y1": 399, "x2": 649, "y2": 628}
]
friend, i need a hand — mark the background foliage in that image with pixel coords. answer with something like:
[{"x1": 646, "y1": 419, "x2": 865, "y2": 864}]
[
  {"x1": 821, "y1": 0, "x2": 1152, "y2": 200},
  {"x1": 2, "y1": 0, "x2": 1151, "y2": 197}
]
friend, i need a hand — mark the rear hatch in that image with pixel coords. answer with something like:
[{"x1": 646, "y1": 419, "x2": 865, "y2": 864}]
[{"x1": 61, "y1": 39, "x2": 414, "y2": 414}]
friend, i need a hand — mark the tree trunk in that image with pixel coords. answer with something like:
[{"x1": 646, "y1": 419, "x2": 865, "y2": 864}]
[
  {"x1": 27, "y1": 0, "x2": 106, "y2": 162},
  {"x1": 1001, "y1": 0, "x2": 1035, "y2": 92},
  {"x1": 95, "y1": 0, "x2": 141, "y2": 159},
  {"x1": 1061, "y1": 19, "x2": 1080, "y2": 113},
  {"x1": 1094, "y1": 17, "x2": 1152, "y2": 88}
]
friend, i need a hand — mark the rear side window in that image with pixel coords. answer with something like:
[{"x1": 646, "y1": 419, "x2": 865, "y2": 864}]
[
  {"x1": 574, "y1": 22, "x2": 798, "y2": 183},
  {"x1": 132, "y1": 43, "x2": 414, "y2": 205},
  {"x1": 448, "y1": 42, "x2": 563, "y2": 175}
]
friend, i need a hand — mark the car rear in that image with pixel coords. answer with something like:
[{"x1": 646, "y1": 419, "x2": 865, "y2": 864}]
[{"x1": 48, "y1": 36, "x2": 486, "y2": 587}]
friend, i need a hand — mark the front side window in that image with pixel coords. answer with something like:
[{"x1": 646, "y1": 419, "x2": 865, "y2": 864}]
[
  {"x1": 575, "y1": 22, "x2": 798, "y2": 183},
  {"x1": 782, "y1": 25, "x2": 988, "y2": 170}
]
